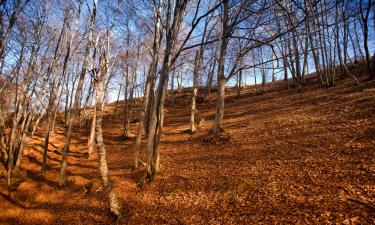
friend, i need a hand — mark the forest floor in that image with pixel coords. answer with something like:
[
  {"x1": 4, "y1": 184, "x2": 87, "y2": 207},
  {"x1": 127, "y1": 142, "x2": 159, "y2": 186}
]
[{"x1": 0, "y1": 73, "x2": 374, "y2": 224}]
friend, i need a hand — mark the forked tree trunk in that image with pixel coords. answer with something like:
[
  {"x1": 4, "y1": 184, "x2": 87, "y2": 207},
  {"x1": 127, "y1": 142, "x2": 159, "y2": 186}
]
[
  {"x1": 145, "y1": 0, "x2": 188, "y2": 181},
  {"x1": 133, "y1": 8, "x2": 162, "y2": 167},
  {"x1": 133, "y1": 63, "x2": 157, "y2": 167}
]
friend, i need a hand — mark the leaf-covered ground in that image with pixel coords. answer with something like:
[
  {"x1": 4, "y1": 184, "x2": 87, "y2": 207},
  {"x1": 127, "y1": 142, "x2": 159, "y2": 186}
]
[{"x1": 1, "y1": 75, "x2": 374, "y2": 224}]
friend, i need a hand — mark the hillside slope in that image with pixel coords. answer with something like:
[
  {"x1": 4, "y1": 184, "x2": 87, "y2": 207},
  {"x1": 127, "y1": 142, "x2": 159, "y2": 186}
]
[{"x1": 0, "y1": 75, "x2": 374, "y2": 224}]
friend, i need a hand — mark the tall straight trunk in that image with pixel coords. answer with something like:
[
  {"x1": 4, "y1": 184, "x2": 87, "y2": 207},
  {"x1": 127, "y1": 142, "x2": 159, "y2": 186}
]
[
  {"x1": 145, "y1": 54, "x2": 171, "y2": 180},
  {"x1": 123, "y1": 66, "x2": 130, "y2": 136},
  {"x1": 237, "y1": 68, "x2": 242, "y2": 97},
  {"x1": 360, "y1": 0, "x2": 372, "y2": 77},
  {"x1": 254, "y1": 67, "x2": 258, "y2": 91},
  {"x1": 204, "y1": 56, "x2": 216, "y2": 102},
  {"x1": 133, "y1": 48, "x2": 160, "y2": 167},
  {"x1": 301, "y1": 34, "x2": 309, "y2": 84},
  {"x1": 178, "y1": 70, "x2": 183, "y2": 91},
  {"x1": 123, "y1": 82, "x2": 132, "y2": 137},
  {"x1": 42, "y1": 15, "x2": 67, "y2": 175},
  {"x1": 170, "y1": 70, "x2": 175, "y2": 106},
  {"x1": 142, "y1": 4, "x2": 163, "y2": 139},
  {"x1": 261, "y1": 57, "x2": 266, "y2": 86},
  {"x1": 95, "y1": 79, "x2": 121, "y2": 216},
  {"x1": 211, "y1": 0, "x2": 229, "y2": 133},
  {"x1": 348, "y1": 29, "x2": 358, "y2": 63},
  {"x1": 316, "y1": 2, "x2": 327, "y2": 87},
  {"x1": 144, "y1": 85, "x2": 154, "y2": 136},
  {"x1": 51, "y1": 90, "x2": 62, "y2": 135},
  {"x1": 286, "y1": 32, "x2": 297, "y2": 84},
  {"x1": 190, "y1": 50, "x2": 200, "y2": 133},
  {"x1": 354, "y1": 1, "x2": 365, "y2": 61},
  {"x1": 342, "y1": 15, "x2": 349, "y2": 65},
  {"x1": 59, "y1": 0, "x2": 96, "y2": 186},
  {"x1": 271, "y1": 53, "x2": 275, "y2": 83},
  {"x1": 281, "y1": 39, "x2": 288, "y2": 81},
  {"x1": 291, "y1": 31, "x2": 302, "y2": 86},
  {"x1": 306, "y1": 5, "x2": 322, "y2": 85},
  {"x1": 335, "y1": 0, "x2": 345, "y2": 77},
  {"x1": 145, "y1": 0, "x2": 187, "y2": 181},
  {"x1": 112, "y1": 84, "x2": 122, "y2": 121},
  {"x1": 88, "y1": 106, "x2": 96, "y2": 158},
  {"x1": 322, "y1": 0, "x2": 332, "y2": 86},
  {"x1": 64, "y1": 73, "x2": 70, "y2": 127}
]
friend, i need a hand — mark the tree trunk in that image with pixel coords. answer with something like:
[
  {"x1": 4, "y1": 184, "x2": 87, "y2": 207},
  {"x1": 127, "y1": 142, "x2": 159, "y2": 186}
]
[
  {"x1": 190, "y1": 50, "x2": 200, "y2": 133},
  {"x1": 211, "y1": 0, "x2": 229, "y2": 134},
  {"x1": 212, "y1": 78, "x2": 226, "y2": 133},
  {"x1": 59, "y1": 0, "x2": 96, "y2": 186},
  {"x1": 360, "y1": 0, "x2": 372, "y2": 77},
  {"x1": 88, "y1": 107, "x2": 96, "y2": 158},
  {"x1": 237, "y1": 68, "x2": 242, "y2": 97},
  {"x1": 133, "y1": 8, "x2": 162, "y2": 167},
  {"x1": 112, "y1": 84, "x2": 121, "y2": 122},
  {"x1": 95, "y1": 79, "x2": 121, "y2": 216},
  {"x1": 204, "y1": 57, "x2": 216, "y2": 103},
  {"x1": 145, "y1": 0, "x2": 188, "y2": 181}
]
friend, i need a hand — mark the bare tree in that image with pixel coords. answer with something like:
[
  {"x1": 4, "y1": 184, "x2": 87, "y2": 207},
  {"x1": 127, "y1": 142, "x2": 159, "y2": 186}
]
[{"x1": 59, "y1": 0, "x2": 97, "y2": 186}]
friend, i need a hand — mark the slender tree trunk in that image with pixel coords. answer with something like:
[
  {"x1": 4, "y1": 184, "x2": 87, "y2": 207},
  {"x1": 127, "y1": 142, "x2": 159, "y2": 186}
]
[
  {"x1": 190, "y1": 50, "x2": 200, "y2": 133},
  {"x1": 51, "y1": 89, "x2": 63, "y2": 136},
  {"x1": 88, "y1": 106, "x2": 96, "y2": 158},
  {"x1": 237, "y1": 68, "x2": 242, "y2": 97},
  {"x1": 112, "y1": 84, "x2": 121, "y2": 122},
  {"x1": 353, "y1": 2, "x2": 364, "y2": 61},
  {"x1": 204, "y1": 57, "x2": 216, "y2": 103},
  {"x1": 42, "y1": 16, "x2": 67, "y2": 175},
  {"x1": 360, "y1": 0, "x2": 372, "y2": 77},
  {"x1": 170, "y1": 70, "x2": 175, "y2": 106},
  {"x1": 145, "y1": 0, "x2": 188, "y2": 181},
  {"x1": 59, "y1": 0, "x2": 96, "y2": 186},
  {"x1": 95, "y1": 79, "x2": 121, "y2": 216},
  {"x1": 134, "y1": 0, "x2": 164, "y2": 168}
]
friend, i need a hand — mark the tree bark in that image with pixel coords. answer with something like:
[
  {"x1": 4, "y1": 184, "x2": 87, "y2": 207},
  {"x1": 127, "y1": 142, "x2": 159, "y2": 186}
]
[
  {"x1": 211, "y1": 0, "x2": 229, "y2": 134},
  {"x1": 133, "y1": 0, "x2": 163, "y2": 167},
  {"x1": 190, "y1": 50, "x2": 200, "y2": 133},
  {"x1": 88, "y1": 107, "x2": 96, "y2": 158},
  {"x1": 145, "y1": 0, "x2": 188, "y2": 181},
  {"x1": 95, "y1": 78, "x2": 121, "y2": 216},
  {"x1": 59, "y1": 0, "x2": 96, "y2": 186}
]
